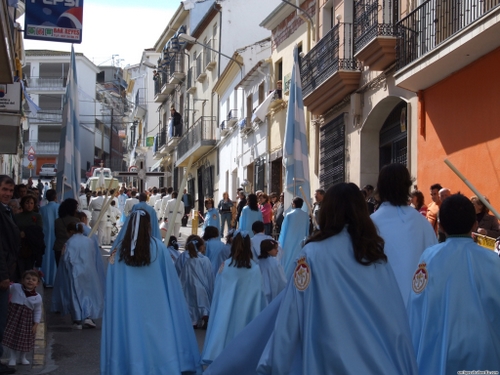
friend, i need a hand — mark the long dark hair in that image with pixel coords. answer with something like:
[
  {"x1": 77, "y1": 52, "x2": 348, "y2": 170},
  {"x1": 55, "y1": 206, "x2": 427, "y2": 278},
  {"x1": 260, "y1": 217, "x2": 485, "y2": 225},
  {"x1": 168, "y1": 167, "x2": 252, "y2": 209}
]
[
  {"x1": 229, "y1": 233, "x2": 252, "y2": 268},
  {"x1": 202, "y1": 226, "x2": 219, "y2": 241},
  {"x1": 185, "y1": 235, "x2": 204, "y2": 258},
  {"x1": 58, "y1": 198, "x2": 78, "y2": 218},
  {"x1": 306, "y1": 183, "x2": 386, "y2": 266},
  {"x1": 247, "y1": 194, "x2": 259, "y2": 211},
  {"x1": 119, "y1": 210, "x2": 153, "y2": 266}
]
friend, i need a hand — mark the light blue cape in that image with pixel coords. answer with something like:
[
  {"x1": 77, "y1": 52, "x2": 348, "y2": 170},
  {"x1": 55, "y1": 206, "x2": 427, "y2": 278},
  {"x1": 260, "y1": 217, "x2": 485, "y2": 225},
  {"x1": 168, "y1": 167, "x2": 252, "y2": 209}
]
[
  {"x1": 201, "y1": 258, "x2": 267, "y2": 365},
  {"x1": 39, "y1": 201, "x2": 59, "y2": 286},
  {"x1": 408, "y1": 237, "x2": 500, "y2": 374},
  {"x1": 100, "y1": 237, "x2": 202, "y2": 375},
  {"x1": 258, "y1": 228, "x2": 417, "y2": 374},
  {"x1": 51, "y1": 233, "x2": 104, "y2": 321}
]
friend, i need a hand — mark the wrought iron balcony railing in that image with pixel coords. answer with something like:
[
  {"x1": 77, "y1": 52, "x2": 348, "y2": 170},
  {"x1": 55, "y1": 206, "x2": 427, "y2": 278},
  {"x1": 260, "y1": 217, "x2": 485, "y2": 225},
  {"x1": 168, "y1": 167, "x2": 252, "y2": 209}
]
[
  {"x1": 177, "y1": 116, "x2": 216, "y2": 160},
  {"x1": 396, "y1": 0, "x2": 500, "y2": 70},
  {"x1": 301, "y1": 22, "x2": 361, "y2": 98},
  {"x1": 154, "y1": 71, "x2": 168, "y2": 96},
  {"x1": 354, "y1": 0, "x2": 398, "y2": 53},
  {"x1": 158, "y1": 127, "x2": 167, "y2": 149},
  {"x1": 25, "y1": 77, "x2": 66, "y2": 90}
]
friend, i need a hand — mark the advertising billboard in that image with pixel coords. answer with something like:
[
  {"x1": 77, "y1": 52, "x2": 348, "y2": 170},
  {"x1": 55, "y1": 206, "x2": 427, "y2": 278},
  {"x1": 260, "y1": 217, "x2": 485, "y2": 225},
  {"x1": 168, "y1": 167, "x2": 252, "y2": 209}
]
[{"x1": 24, "y1": 0, "x2": 84, "y2": 44}]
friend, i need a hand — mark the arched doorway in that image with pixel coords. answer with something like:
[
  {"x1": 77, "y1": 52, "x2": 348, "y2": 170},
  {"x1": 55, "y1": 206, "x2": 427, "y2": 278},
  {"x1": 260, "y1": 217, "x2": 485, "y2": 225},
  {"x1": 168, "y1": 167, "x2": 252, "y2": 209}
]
[
  {"x1": 359, "y1": 96, "x2": 408, "y2": 187},
  {"x1": 379, "y1": 100, "x2": 408, "y2": 168}
]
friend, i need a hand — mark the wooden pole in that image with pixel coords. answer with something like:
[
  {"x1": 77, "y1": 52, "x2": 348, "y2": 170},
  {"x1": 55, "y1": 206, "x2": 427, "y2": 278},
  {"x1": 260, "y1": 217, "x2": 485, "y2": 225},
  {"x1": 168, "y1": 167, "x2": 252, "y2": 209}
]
[
  {"x1": 444, "y1": 159, "x2": 500, "y2": 221},
  {"x1": 164, "y1": 156, "x2": 194, "y2": 242}
]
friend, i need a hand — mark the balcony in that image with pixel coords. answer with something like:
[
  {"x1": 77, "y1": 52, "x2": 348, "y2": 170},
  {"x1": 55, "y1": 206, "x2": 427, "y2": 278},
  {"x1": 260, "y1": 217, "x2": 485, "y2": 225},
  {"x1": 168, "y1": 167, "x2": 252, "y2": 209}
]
[
  {"x1": 24, "y1": 141, "x2": 59, "y2": 155},
  {"x1": 186, "y1": 67, "x2": 196, "y2": 95},
  {"x1": 155, "y1": 126, "x2": 181, "y2": 158},
  {"x1": 28, "y1": 109, "x2": 63, "y2": 124},
  {"x1": 154, "y1": 53, "x2": 186, "y2": 102},
  {"x1": 195, "y1": 53, "x2": 207, "y2": 83},
  {"x1": 354, "y1": 0, "x2": 398, "y2": 70},
  {"x1": 132, "y1": 88, "x2": 147, "y2": 119},
  {"x1": 395, "y1": 0, "x2": 500, "y2": 91},
  {"x1": 226, "y1": 109, "x2": 239, "y2": 127},
  {"x1": 25, "y1": 77, "x2": 66, "y2": 91},
  {"x1": 176, "y1": 116, "x2": 217, "y2": 167},
  {"x1": 203, "y1": 39, "x2": 217, "y2": 71},
  {"x1": 301, "y1": 22, "x2": 361, "y2": 115}
]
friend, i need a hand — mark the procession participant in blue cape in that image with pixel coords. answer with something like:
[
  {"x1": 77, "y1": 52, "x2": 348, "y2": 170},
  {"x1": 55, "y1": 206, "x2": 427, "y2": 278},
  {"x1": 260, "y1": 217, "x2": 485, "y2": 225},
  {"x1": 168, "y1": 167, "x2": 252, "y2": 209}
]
[
  {"x1": 101, "y1": 210, "x2": 202, "y2": 375},
  {"x1": 174, "y1": 235, "x2": 214, "y2": 329},
  {"x1": 201, "y1": 230, "x2": 267, "y2": 365},
  {"x1": 166, "y1": 236, "x2": 180, "y2": 263},
  {"x1": 250, "y1": 221, "x2": 276, "y2": 264},
  {"x1": 256, "y1": 183, "x2": 417, "y2": 375},
  {"x1": 111, "y1": 192, "x2": 161, "y2": 252},
  {"x1": 408, "y1": 194, "x2": 500, "y2": 375},
  {"x1": 257, "y1": 239, "x2": 286, "y2": 304},
  {"x1": 39, "y1": 189, "x2": 59, "y2": 286},
  {"x1": 51, "y1": 222, "x2": 104, "y2": 330},
  {"x1": 203, "y1": 198, "x2": 221, "y2": 234},
  {"x1": 238, "y1": 194, "x2": 263, "y2": 238},
  {"x1": 76, "y1": 211, "x2": 106, "y2": 282},
  {"x1": 278, "y1": 197, "x2": 310, "y2": 278},
  {"x1": 202, "y1": 226, "x2": 230, "y2": 279},
  {"x1": 370, "y1": 163, "x2": 437, "y2": 305}
]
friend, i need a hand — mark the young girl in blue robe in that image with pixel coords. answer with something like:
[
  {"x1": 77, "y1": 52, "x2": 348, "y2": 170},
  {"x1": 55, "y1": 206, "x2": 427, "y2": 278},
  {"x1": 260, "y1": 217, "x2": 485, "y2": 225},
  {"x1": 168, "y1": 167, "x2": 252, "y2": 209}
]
[
  {"x1": 101, "y1": 210, "x2": 202, "y2": 375},
  {"x1": 51, "y1": 222, "x2": 104, "y2": 329},
  {"x1": 203, "y1": 226, "x2": 230, "y2": 279},
  {"x1": 175, "y1": 235, "x2": 214, "y2": 328},
  {"x1": 258, "y1": 239, "x2": 287, "y2": 304},
  {"x1": 201, "y1": 230, "x2": 267, "y2": 365}
]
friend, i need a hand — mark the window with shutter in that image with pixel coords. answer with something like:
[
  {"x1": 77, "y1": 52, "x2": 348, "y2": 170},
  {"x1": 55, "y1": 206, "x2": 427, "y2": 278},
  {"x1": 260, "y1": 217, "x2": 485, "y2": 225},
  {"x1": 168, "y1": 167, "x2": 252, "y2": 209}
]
[{"x1": 320, "y1": 114, "x2": 345, "y2": 191}]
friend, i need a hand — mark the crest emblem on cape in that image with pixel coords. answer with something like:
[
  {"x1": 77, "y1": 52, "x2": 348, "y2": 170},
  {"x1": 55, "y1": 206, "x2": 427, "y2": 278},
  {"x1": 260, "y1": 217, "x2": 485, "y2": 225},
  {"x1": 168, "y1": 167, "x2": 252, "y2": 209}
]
[
  {"x1": 412, "y1": 262, "x2": 428, "y2": 294},
  {"x1": 294, "y1": 257, "x2": 310, "y2": 291}
]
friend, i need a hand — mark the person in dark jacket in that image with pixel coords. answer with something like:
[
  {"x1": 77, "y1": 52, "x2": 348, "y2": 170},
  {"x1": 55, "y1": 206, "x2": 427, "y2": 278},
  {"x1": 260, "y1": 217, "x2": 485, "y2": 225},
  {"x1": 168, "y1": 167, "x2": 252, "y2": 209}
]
[
  {"x1": 170, "y1": 106, "x2": 183, "y2": 137},
  {"x1": 234, "y1": 190, "x2": 247, "y2": 229},
  {"x1": 0, "y1": 175, "x2": 20, "y2": 374}
]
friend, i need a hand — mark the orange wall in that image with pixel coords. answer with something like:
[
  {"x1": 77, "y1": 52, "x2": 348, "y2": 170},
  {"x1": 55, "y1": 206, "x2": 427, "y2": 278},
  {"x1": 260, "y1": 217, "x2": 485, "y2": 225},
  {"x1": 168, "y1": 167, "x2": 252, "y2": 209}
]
[{"x1": 417, "y1": 47, "x2": 500, "y2": 211}]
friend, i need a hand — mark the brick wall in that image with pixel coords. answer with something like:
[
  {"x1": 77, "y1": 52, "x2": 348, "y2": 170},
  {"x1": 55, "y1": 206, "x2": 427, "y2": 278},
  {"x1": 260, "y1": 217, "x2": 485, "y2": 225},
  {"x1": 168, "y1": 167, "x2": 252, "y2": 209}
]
[{"x1": 272, "y1": 0, "x2": 316, "y2": 51}]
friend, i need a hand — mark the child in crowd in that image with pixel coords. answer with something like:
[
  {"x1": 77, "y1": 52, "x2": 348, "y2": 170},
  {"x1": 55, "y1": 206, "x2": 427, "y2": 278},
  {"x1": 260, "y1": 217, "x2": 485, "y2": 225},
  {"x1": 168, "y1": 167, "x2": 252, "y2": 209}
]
[
  {"x1": 51, "y1": 222, "x2": 104, "y2": 329},
  {"x1": 203, "y1": 226, "x2": 230, "y2": 279},
  {"x1": 201, "y1": 230, "x2": 267, "y2": 365},
  {"x1": 258, "y1": 239, "x2": 287, "y2": 303},
  {"x1": 3, "y1": 270, "x2": 42, "y2": 367},
  {"x1": 167, "y1": 236, "x2": 180, "y2": 263},
  {"x1": 175, "y1": 235, "x2": 214, "y2": 329}
]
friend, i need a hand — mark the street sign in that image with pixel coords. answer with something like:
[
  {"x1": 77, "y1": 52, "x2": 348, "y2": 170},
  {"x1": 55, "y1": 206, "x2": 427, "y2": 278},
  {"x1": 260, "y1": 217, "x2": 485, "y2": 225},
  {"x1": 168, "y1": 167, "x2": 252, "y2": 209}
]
[
  {"x1": 27, "y1": 154, "x2": 35, "y2": 162},
  {"x1": 128, "y1": 165, "x2": 138, "y2": 173},
  {"x1": 28, "y1": 146, "x2": 35, "y2": 155},
  {"x1": 27, "y1": 162, "x2": 34, "y2": 170}
]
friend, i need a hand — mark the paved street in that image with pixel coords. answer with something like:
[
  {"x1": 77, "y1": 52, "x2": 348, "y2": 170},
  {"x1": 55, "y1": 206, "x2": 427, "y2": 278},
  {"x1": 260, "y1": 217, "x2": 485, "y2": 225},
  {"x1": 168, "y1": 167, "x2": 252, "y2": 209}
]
[{"x1": 1, "y1": 223, "x2": 205, "y2": 374}]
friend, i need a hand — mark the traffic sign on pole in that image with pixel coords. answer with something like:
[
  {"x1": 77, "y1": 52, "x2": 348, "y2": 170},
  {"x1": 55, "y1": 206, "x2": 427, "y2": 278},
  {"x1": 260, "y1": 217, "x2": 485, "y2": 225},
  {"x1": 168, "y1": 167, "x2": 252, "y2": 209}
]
[{"x1": 28, "y1": 154, "x2": 35, "y2": 162}]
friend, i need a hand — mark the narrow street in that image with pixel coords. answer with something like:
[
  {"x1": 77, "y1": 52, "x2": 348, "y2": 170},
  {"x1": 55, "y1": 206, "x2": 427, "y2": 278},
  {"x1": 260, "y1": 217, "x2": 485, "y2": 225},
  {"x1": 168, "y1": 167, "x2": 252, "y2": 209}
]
[{"x1": 3, "y1": 224, "x2": 206, "y2": 374}]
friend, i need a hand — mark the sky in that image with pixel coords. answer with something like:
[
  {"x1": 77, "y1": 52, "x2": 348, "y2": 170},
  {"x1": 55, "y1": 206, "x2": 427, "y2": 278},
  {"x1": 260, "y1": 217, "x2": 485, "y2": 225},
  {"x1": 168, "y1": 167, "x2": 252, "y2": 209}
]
[{"x1": 22, "y1": 0, "x2": 179, "y2": 67}]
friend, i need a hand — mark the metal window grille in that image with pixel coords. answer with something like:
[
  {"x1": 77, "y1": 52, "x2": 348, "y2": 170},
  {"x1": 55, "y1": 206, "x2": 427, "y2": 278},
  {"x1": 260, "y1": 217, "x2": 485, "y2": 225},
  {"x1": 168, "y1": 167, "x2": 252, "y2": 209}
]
[{"x1": 320, "y1": 114, "x2": 345, "y2": 191}]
